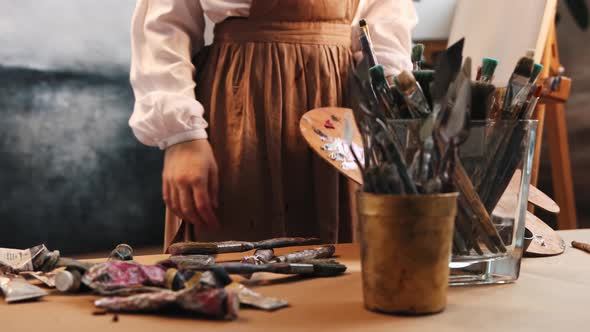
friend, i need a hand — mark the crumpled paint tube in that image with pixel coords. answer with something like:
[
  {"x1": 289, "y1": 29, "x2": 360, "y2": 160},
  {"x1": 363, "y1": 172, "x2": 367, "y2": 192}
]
[
  {"x1": 241, "y1": 249, "x2": 275, "y2": 265},
  {"x1": 0, "y1": 245, "x2": 49, "y2": 272},
  {"x1": 95, "y1": 286, "x2": 240, "y2": 320},
  {"x1": 82, "y1": 261, "x2": 166, "y2": 293},
  {"x1": 226, "y1": 282, "x2": 288, "y2": 311},
  {"x1": 20, "y1": 271, "x2": 57, "y2": 288},
  {"x1": 165, "y1": 255, "x2": 216, "y2": 270},
  {"x1": 0, "y1": 273, "x2": 48, "y2": 303}
]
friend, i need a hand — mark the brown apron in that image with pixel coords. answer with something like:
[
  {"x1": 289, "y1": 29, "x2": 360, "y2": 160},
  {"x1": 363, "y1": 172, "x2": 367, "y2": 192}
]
[{"x1": 164, "y1": 0, "x2": 360, "y2": 251}]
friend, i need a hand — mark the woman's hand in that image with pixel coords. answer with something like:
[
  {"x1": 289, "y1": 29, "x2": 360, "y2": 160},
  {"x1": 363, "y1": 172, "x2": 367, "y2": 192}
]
[{"x1": 163, "y1": 139, "x2": 219, "y2": 231}]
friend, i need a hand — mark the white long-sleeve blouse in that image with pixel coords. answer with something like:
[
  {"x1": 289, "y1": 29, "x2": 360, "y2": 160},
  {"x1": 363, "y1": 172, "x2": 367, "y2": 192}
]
[{"x1": 130, "y1": 0, "x2": 418, "y2": 149}]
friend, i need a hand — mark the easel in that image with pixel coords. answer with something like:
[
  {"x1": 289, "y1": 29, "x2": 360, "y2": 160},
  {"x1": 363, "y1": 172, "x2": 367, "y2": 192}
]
[{"x1": 532, "y1": 22, "x2": 577, "y2": 230}]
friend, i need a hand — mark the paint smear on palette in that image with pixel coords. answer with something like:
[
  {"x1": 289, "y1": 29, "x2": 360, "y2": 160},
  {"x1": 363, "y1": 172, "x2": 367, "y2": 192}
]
[
  {"x1": 322, "y1": 139, "x2": 364, "y2": 171},
  {"x1": 324, "y1": 120, "x2": 335, "y2": 129}
]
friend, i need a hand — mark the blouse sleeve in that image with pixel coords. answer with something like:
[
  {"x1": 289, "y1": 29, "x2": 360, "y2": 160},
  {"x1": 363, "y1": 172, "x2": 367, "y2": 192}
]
[
  {"x1": 129, "y1": 0, "x2": 208, "y2": 149},
  {"x1": 352, "y1": 0, "x2": 418, "y2": 77}
]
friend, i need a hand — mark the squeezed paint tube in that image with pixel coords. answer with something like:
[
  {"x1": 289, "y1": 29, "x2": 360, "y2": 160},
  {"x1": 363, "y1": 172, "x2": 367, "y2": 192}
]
[
  {"x1": 226, "y1": 282, "x2": 289, "y2": 311},
  {"x1": 241, "y1": 249, "x2": 275, "y2": 265},
  {"x1": 82, "y1": 261, "x2": 167, "y2": 294},
  {"x1": 0, "y1": 273, "x2": 48, "y2": 303},
  {"x1": 20, "y1": 271, "x2": 57, "y2": 288},
  {"x1": 95, "y1": 286, "x2": 240, "y2": 320},
  {"x1": 0, "y1": 245, "x2": 49, "y2": 273}
]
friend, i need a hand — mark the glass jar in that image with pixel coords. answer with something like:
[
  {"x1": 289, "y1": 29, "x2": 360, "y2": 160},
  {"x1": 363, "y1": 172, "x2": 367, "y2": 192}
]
[{"x1": 389, "y1": 119, "x2": 538, "y2": 285}]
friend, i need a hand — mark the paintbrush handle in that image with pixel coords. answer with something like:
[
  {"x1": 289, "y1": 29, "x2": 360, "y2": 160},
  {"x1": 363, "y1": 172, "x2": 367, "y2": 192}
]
[
  {"x1": 168, "y1": 241, "x2": 254, "y2": 255},
  {"x1": 216, "y1": 263, "x2": 294, "y2": 275},
  {"x1": 210, "y1": 261, "x2": 346, "y2": 277},
  {"x1": 571, "y1": 241, "x2": 590, "y2": 253},
  {"x1": 203, "y1": 263, "x2": 312, "y2": 276},
  {"x1": 271, "y1": 245, "x2": 336, "y2": 263},
  {"x1": 254, "y1": 237, "x2": 320, "y2": 250},
  {"x1": 454, "y1": 163, "x2": 506, "y2": 253}
]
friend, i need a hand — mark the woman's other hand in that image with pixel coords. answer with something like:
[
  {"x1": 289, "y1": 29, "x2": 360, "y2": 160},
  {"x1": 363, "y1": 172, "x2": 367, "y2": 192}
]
[{"x1": 163, "y1": 140, "x2": 219, "y2": 231}]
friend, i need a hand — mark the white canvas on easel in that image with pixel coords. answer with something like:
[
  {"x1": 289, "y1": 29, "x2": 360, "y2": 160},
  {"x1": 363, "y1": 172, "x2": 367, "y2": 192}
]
[
  {"x1": 448, "y1": 0, "x2": 557, "y2": 86},
  {"x1": 412, "y1": 0, "x2": 457, "y2": 41}
]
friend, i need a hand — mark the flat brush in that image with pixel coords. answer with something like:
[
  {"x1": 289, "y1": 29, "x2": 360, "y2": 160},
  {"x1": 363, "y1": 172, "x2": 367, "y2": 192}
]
[
  {"x1": 359, "y1": 19, "x2": 378, "y2": 67},
  {"x1": 502, "y1": 56, "x2": 534, "y2": 119},
  {"x1": 168, "y1": 237, "x2": 321, "y2": 255},
  {"x1": 472, "y1": 57, "x2": 497, "y2": 120},
  {"x1": 270, "y1": 245, "x2": 335, "y2": 263},
  {"x1": 479, "y1": 57, "x2": 499, "y2": 83},
  {"x1": 412, "y1": 43, "x2": 425, "y2": 70},
  {"x1": 197, "y1": 260, "x2": 347, "y2": 278},
  {"x1": 394, "y1": 70, "x2": 431, "y2": 117},
  {"x1": 471, "y1": 82, "x2": 496, "y2": 120},
  {"x1": 412, "y1": 69, "x2": 435, "y2": 109}
]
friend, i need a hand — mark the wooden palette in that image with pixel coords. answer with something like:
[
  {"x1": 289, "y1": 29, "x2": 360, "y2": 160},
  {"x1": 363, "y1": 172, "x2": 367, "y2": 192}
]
[
  {"x1": 495, "y1": 173, "x2": 565, "y2": 257},
  {"x1": 524, "y1": 211, "x2": 566, "y2": 257},
  {"x1": 528, "y1": 184, "x2": 560, "y2": 214},
  {"x1": 300, "y1": 107, "x2": 363, "y2": 184}
]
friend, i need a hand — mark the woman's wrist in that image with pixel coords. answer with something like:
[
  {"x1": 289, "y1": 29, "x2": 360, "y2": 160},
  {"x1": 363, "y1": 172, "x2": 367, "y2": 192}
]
[{"x1": 158, "y1": 129, "x2": 208, "y2": 150}]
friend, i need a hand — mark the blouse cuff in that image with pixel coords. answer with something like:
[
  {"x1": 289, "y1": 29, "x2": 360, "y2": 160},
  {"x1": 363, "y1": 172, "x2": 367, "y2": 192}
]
[
  {"x1": 158, "y1": 129, "x2": 208, "y2": 149},
  {"x1": 129, "y1": 92, "x2": 209, "y2": 150}
]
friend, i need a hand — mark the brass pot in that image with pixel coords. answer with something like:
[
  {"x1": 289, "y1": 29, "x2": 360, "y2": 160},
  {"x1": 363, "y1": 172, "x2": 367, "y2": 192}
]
[{"x1": 357, "y1": 192, "x2": 458, "y2": 315}]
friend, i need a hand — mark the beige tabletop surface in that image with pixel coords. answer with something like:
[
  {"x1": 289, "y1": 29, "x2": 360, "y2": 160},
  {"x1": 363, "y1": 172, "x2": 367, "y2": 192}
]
[{"x1": 2, "y1": 229, "x2": 589, "y2": 331}]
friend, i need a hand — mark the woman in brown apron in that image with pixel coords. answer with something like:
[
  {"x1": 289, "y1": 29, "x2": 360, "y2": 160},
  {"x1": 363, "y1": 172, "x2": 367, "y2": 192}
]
[{"x1": 129, "y1": 0, "x2": 417, "y2": 251}]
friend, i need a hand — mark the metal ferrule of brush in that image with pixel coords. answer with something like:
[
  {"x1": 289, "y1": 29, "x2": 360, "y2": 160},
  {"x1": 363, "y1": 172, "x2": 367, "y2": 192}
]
[
  {"x1": 404, "y1": 87, "x2": 431, "y2": 117},
  {"x1": 507, "y1": 78, "x2": 535, "y2": 117},
  {"x1": 216, "y1": 242, "x2": 255, "y2": 253},
  {"x1": 394, "y1": 71, "x2": 431, "y2": 118},
  {"x1": 286, "y1": 263, "x2": 315, "y2": 274},
  {"x1": 502, "y1": 57, "x2": 535, "y2": 118},
  {"x1": 370, "y1": 66, "x2": 396, "y2": 102}
]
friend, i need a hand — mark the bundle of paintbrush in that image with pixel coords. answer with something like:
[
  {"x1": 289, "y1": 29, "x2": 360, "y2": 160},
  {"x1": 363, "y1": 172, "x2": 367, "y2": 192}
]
[
  {"x1": 351, "y1": 24, "x2": 468, "y2": 196},
  {"x1": 352, "y1": 20, "x2": 543, "y2": 255}
]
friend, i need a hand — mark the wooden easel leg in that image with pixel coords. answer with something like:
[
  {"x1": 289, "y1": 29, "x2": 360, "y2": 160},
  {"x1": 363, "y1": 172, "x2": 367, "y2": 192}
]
[
  {"x1": 530, "y1": 105, "x2": 546, "y2": 187},
  {"x1": 545, "y1": 102, "x2": 577, "y2": 229}
]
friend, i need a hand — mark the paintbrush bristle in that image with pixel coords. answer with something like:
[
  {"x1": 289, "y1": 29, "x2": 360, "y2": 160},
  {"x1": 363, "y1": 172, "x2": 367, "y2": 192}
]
[
  {"x1": 394, "y1": 70, "x2": 417, "y2": 93},
  {"x1": 481, "y1": 57, "x2": 499, "y2": 81},
  {"x1": 530, "y1": 63, "x2": 544, "y2": 83},
  {"x1": 359, "y1": 19, "x2": 367, "y2": 27},
  {"x1": 513, "y1": 57, "x2": 534, "y2": 78},
  {"x1": 412, "y1": 43, "x2": 425, "y2": 64}
]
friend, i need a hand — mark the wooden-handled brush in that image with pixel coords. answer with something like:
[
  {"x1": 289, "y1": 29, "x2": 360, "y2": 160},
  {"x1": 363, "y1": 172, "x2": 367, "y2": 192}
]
[
  {"x1": 168, "y1": 237, "x2": 321, "y2": 255},
  {"x1": 270, "y1": 245, "x2": 336, "y2": 263},
  {"x1": 193, "y1": 260, "x2": 347, "y2": 278}
]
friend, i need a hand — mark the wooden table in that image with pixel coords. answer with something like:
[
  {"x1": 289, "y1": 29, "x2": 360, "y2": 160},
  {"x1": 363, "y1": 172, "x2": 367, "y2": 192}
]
[{"x1": 2, "y1": 230, "x2": 590, "y2": 331}]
